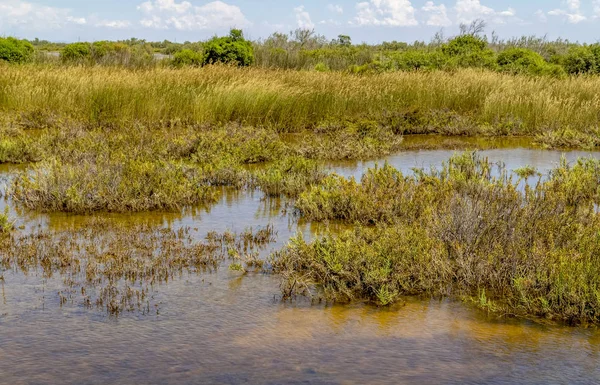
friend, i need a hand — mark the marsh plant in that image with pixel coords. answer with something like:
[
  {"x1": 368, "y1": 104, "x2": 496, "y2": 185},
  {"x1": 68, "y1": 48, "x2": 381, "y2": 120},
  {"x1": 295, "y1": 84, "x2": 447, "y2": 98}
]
[
  {"x1": 0, "y1": 220, "x2": 277, "y2": 315},
  {"x1": 273, "y1": 153, "x2": 600, "y2": 325},
  {"x1": 1, "y1": 65, "x2": 600, "y2": 146}
]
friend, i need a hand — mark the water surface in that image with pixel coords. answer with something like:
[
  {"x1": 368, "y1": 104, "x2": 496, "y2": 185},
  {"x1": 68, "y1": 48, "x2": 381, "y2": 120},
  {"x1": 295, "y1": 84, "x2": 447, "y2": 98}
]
[{"x1": 2, "y1": 139, "x2": 600, "y2": 384}]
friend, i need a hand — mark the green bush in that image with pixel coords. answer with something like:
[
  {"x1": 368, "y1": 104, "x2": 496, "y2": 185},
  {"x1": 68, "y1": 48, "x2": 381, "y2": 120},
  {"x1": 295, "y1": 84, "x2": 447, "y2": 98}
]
[
  {"x1": 91, "y1": 41, "x2": 130, "y2": 61},
  {"x1": 497, "y1": 48, "x2": 563, "y2": 77},
  {"x1": 314, "y1": 62, "x2": 329, "y2": 72},
  {"x1": 441, "y1": 35, "x2": 497, "y2": 69},
  {"x1": 0, "y1": 37, "x2": 34, "y2": 63},
  {"x1": 203, "y1": 29, "x2": 254, "y2": 66},
  {"x1": 563, "y1": 47, "x2": 597, "y2": 74},
  {"x1": 442, "y1": 35, "x2": 487, "y2": 56},
  {"x1": 61, "y1": 43, "x2": 91, "y2": 62},
  {"x1": 172, "y1": 49, "x2": 203, "y2": 67},
  {"x1": 386, "y1": 50, "x2": 447, "y2": 71}
]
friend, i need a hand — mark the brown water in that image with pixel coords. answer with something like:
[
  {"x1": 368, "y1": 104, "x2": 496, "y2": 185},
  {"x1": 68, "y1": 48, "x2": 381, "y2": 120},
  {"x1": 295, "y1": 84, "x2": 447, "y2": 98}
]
[{"x1": 2, "y1": 139, "x2": 600, "y2": 385}]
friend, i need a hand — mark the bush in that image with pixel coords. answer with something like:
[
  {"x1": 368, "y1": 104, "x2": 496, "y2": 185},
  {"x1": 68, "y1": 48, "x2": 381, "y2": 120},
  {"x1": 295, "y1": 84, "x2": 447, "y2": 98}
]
[
  {"x1": 61, "y1": 43, "x2": 91, "y2": 62},
  {"x1": 172, "y1": 49, "x2": 203, "y2": 67},
  {"x1": 203, "y1": 29, "x2": 254, "y2": 66},
  {"x1": 91, "y1": 41, "x2": 130, "y2": 61},
  {"x1": 0, "y1": 37, "x2": 34, "y2": 63},
  {"x1": 386, "y1": 50, "x2": 447, "y2": 71},
  {"x1": 441, "y1": 35, "x2": 497, "y2": 69},
  {"x1": 442, "y1": 35, "x2": 487, "y2": 56},
  {"x1": 497, "y1": 48, "x2": 561, "y2": 76},
  {"x1": 314, "y1": 62, "x2": 329, "y2": 72},
  {"x1": 563, "y1": 47, "x2": 597, "y2": 75}
]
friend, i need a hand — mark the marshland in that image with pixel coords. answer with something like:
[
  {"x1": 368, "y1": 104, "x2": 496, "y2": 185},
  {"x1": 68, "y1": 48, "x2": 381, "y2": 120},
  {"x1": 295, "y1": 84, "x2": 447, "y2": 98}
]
[{"x1": 3, "y1": 24, "x2": 600, "y2": 384}]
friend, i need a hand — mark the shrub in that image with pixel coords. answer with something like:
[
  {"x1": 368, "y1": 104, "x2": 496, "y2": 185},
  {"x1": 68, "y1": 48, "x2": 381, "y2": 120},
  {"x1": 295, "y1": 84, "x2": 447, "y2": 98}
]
[
  {"x1": 203, "y1": 29, "x2": 254, "y2": 66},
  {"x1": 314, "y1": 62, "x2": 329, "y2": 72},
  {"x1": 386, "y1": 50, "x2": 447, "y2": 71},
  {"x1": 497, "y1": 48, "x2": 561, "y2": 76},
  {"x1": 91, "y1": 41, "x2": 130, "y2": 61},
  {"x1": 563, "y1": 47, "x2": 597, "y2": 75},
  {"x1": 442, "y1": 35, "x2": 487, "y2": 57},
  {"x1": 61, "y1": 42, "x2": 91, "y2": 62},
  {"x1": 172, "y1": 49, "x2": 203, "y2": 67},
  {"x1": 441, "y1": 35, "x2": 497, "y2": 69},
  {"x1": 0, "y1": 37, "x2": 34, "y2": 63}
]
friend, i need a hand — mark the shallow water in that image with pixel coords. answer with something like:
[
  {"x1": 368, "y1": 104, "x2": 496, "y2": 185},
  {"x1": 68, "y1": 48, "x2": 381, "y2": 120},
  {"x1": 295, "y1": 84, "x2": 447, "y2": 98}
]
[{"x1": 2, "y1": 139, "x2": 600, "y2": 385}]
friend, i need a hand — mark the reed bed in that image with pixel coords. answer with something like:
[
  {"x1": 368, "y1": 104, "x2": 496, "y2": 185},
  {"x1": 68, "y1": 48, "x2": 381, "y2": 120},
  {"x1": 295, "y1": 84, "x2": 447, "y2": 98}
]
[
  {"x1": 272, "y1": 153, "x2": 600, "y2": 325},
  {"x1": 0, "y1": 65, "x2": 599, "y2": 141}
]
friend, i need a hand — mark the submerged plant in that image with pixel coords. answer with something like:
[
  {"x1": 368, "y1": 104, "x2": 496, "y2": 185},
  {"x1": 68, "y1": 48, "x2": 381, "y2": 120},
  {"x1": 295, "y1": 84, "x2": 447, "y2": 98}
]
[{"x1": 0, "y1": 220, "x2": 277, "y2": 315}]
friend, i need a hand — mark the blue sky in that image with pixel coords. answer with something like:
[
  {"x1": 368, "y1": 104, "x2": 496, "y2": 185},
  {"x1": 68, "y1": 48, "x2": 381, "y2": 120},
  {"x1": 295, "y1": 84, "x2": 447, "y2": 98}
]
[{"x1": 0, "y1": 0, "x2": 599, "y2": 43}]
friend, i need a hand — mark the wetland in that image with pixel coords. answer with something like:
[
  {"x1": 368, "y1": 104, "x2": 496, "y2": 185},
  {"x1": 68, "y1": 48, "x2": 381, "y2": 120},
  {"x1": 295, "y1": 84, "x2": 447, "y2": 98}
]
[{"x1": 2, "y1": 63, "x2": 600, "y2": 384}]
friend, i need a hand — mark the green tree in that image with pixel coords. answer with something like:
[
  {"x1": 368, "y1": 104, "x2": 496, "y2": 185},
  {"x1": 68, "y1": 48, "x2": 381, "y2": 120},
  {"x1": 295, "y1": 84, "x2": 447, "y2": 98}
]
[
  {"x1": 203, "y1": 29, "x2": 254, "y2": 66},
  {"x1": 337, "y1": 35, "x2": 352, "y2": 47}
]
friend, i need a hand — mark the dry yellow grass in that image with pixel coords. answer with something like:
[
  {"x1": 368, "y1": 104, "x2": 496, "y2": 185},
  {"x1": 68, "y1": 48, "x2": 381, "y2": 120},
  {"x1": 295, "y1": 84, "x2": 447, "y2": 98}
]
[{"x1": 1, "y1": 65, "x2": 599, "y2": 137}]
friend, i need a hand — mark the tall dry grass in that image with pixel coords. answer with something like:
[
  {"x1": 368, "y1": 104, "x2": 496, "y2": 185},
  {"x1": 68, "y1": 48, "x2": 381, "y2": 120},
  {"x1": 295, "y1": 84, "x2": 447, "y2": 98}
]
[{"x1": 1, "y1": 65, "x2": 599, "y2": 137}]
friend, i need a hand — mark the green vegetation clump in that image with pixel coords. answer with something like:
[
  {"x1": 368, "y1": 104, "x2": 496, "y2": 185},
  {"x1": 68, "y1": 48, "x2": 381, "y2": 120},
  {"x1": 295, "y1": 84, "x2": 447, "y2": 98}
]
[
  {"x1": 562, "y1": 46, "x2": 598, "y2": 75},
  {"x1": 497, "y1": 48, "x2": 565, "y2": 77},
  {"x1": 203, "y1": 29, "x2": 254, "y2": 66},
  {"x1": 11, "y1": 158, "x2": 220, "y2": 212},
  {"x1": 172, "y1": 49, "x2": 203, "y2": 67},
  {"x1": 0, "y1": 208, "x2": 14, "y2": 233},
  {"x1": 253, "y1": 157, "x2": 326, "y2": 197},
  {"x1": 0, "y1": 128, "x2": 41, "y2": 163},
  {"x1": 441, "y1": 35, "x2": 497, "y2": 69},
  {"x1": 0, "y1": 37, "x2": 34, "y2": 63},
  {"x1": 274, "y1": 153, "x2": 600, "y2": 324},
  {"x1": 61, "y1": 42, "x2": 91, "y2": 62}
]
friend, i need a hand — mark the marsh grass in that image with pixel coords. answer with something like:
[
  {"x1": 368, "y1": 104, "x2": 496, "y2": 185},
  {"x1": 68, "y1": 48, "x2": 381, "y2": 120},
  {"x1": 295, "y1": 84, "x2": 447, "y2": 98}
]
[
  {"x1": 0, "y1": 126, "x2": 41, "y2": 164},
  {"x1": 0, "y1": 220, "x2": 277, "y2": 315},
  {"x1": 5, "y1": 120, "x2": 407, "y2": 212},
  {"x1": 1, "y1": 65, "x2": 599, "y2": 140},
  {"x1": 273, "y1": 152, "x2": 600, "y2": 325},
  {"x1": 0, "y1": 208, "x2": 14, "y2": 233},
  {"x1": 10, "y1": 158, "x2": 221, "y2": 212}
]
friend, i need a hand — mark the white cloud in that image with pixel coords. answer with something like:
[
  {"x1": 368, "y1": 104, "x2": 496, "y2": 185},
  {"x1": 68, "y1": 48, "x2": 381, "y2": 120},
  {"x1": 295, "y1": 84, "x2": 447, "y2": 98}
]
[
  {"x1": 67, "y1": 16, "x2": 87, "y2": 25},
  {"x1": 327, "y1": 4, "x2": 344, "y2": 14},
  {"x1": 548, "y1": 9, "x2": 586, "y2": 23},
  {"x1": 547, "y1": 0, "x2": 586, "y2": 23},
  {"x1": 422, "y1": 1, "x2": 451, "y2": 27},
  {"x1": 534, "y1": 9, "x2": 548, "y2": 23},
  {"x1": 454, "y1": 0, "x2": 517, "y2": 24},
  {"x1": 499, "y1": 8, "x2": 516, "y2": 17},
  {"x1": 454, "y1": 0, "x2": 494, "y2": 23},
  {"x1": 353, "y1": 0, "x2": 418, "y2": 26},
  {"x1": 137, "y1": 0, "x2": 249, "y2": 30},
  {"x1": 294, "y1": 5, "x2": 314, "y2": 29},
  {"x1": 0, "y1": 0, "x2": 86, "y2": 29},
  {"x1": 566, "y1": 0, "x2": 580, "y2": 12},
  {"x1": 95, "y1": 20, "x2": 132, "y2": 29},
  {"x1": 319, "y1": 19, "x2": 342, "y2": 26}
]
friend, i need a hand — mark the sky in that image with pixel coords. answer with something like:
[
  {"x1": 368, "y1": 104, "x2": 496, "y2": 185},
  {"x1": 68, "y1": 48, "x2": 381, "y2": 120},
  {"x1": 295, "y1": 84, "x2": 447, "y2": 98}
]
[{"x1": 0, "y1": 0, "x2": 599, "y2": 43}]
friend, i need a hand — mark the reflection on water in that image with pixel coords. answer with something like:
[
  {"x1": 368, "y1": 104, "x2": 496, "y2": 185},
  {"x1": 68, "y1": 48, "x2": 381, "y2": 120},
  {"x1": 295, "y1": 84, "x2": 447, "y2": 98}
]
[
  {"x1": 330, "y1": 144, "x2": 600, "y2": 180},
  {"x1": 2, "y1": 139, "x2": 600, "y2": 384}
]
